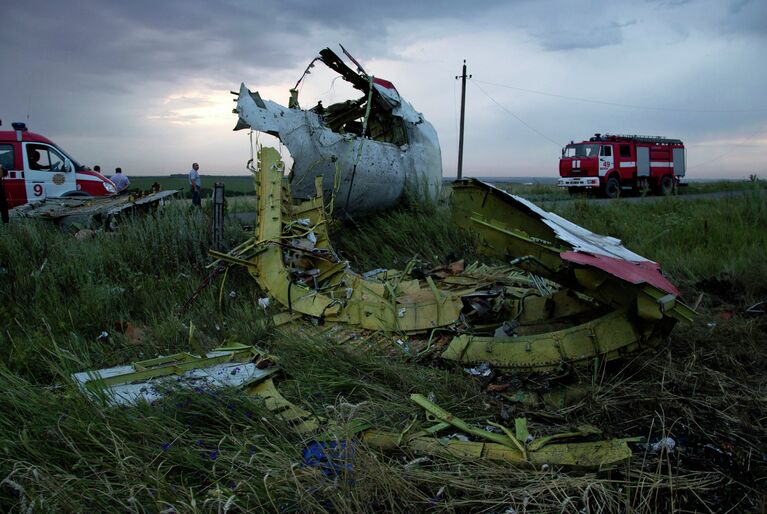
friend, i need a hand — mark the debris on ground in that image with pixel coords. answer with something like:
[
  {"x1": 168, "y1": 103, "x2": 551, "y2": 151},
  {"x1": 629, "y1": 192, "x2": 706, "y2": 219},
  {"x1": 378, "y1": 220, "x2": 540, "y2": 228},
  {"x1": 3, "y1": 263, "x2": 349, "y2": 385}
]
[
  {"x1": 10, "y1": 189, "x2": 178, "y2": 229},
  {"x1": 211, "y1": 147, "x2": 693, "y2": 376},
  {"x1": 74, "y1": 345, "x2": 638, "y2": 469}
]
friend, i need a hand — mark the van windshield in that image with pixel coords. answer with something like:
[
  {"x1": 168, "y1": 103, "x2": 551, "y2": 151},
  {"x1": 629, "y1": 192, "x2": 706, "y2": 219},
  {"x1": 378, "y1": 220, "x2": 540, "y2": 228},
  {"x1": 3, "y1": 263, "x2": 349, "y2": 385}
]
[
  {"x1": 564, "y1": 144, "x2": 599, "y2": 158},
  {"x1": 53, "y1": 144, "x2": 84, "y2": 171}
]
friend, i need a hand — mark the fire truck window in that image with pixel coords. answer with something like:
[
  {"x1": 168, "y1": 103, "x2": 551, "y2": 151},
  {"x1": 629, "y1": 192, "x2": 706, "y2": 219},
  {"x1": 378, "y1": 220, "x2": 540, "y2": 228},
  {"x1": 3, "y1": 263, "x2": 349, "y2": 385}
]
[
  {"x1": 565, "y1": 144, "x2": 599, "y2": 157},
  {"x1": 620, "y1": 145, "x2": 631, "y2": 158},
  {"x1": 600, "y1": 145, "x2": 612, "y2": 157},
  {"x1": 0, "y1": 144, "x2": 14, "y2": 170}
]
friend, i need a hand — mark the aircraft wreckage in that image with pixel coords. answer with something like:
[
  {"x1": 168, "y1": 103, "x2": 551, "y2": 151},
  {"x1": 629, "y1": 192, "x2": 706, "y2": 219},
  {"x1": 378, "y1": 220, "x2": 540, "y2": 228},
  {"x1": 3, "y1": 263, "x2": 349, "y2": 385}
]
[
  {"x1": 8, "y1": 189, "x2": 178, "y2": 229},
  {"x1": 209, "y1": 147, "x2": 693, "y2": 372},
  {"x1": 74, "y1": 146, "x2": 693, "y2": 469},
  {"x1": 67, "y1": 52, "x2": 697, "y2": 469},
  {"x1": 232, "y1": 46, "x2": 442, "y2": 216}
]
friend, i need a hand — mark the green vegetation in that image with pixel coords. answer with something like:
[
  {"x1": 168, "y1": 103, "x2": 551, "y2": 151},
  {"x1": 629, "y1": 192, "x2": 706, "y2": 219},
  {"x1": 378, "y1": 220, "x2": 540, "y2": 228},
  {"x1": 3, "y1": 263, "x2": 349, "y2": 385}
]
[
  {"x1": 0, "y1": 190, "x2": 765, "y2": 512},
  {"x1": 129, "y1": 175, "x2": 257, "y2": 197},
  {"x1": 544, "y1": 188, "x2": 767, "y2": 293},
  {"x1": 495, "y1": 178, "x2": 763, "y2": 201}
]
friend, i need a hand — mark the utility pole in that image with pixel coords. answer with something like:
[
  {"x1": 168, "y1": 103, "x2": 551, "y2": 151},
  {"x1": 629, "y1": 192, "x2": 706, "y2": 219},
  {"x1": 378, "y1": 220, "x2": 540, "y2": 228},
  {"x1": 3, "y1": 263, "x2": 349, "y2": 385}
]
[{"x1": 456, "y1": 60, "x2": 471, "y2": 179}]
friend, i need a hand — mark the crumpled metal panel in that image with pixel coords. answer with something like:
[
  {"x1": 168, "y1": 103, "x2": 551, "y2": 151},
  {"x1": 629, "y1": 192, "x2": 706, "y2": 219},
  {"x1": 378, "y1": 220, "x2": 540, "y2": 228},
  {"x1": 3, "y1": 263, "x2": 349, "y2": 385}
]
[
  {"x1": 561, "y1": 251, "x2": 679, "y2": 296},
  {"x1": 10, "y1": 189, "x2": 178, "y2": 229},
  {"x1": 449, "y1": 178, "x2": 693, "y2": 321},
  {"x1": 362, "y1": 394, "x2": 638, "y2": 468},
  {"x1": 71, "y1": 343, "x2": 276, "y2": 406}
]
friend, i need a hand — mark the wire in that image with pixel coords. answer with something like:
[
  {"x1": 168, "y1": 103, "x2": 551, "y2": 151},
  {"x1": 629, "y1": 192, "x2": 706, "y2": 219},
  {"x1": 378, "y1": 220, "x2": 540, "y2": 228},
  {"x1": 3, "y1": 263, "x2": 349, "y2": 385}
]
[
  {"x1": 471, "y1": 80, "x2": 561, "y2": 147},
  {"x1": 473, "y1": 78, "x2": 765, "y2": 114}
]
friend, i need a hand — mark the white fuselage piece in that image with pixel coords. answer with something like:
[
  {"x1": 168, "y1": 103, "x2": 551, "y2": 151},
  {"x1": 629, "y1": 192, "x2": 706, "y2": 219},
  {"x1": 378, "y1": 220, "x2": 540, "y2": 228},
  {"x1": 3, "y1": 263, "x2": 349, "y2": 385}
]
[{"x1": 235, "y1": 83, "x2": 442, "y2": 215}]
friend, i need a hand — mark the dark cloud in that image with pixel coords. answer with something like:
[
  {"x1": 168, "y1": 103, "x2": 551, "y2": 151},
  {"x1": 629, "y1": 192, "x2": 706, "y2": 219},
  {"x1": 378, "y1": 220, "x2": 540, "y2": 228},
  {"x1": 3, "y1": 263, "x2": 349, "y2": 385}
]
[{"x1": 536, "y1": 20, "x2": 637, "y2": 51}]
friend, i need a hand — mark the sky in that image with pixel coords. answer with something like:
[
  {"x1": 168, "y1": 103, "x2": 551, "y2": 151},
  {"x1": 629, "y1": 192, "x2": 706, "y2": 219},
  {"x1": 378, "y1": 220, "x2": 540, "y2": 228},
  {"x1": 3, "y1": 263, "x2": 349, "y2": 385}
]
[{"x1": 1, "y1": 0, "x2": 765, "y2": 179}]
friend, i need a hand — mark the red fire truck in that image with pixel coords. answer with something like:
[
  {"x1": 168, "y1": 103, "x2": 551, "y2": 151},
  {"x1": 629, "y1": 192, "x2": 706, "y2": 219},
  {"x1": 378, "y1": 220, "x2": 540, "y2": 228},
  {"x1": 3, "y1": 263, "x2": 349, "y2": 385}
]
[
  {"x1": 0, "y1": 122, "x2": 117, "y2": 209},
  {"x1": 557, "y1": 133, "x2": 686, "y2": 198}
]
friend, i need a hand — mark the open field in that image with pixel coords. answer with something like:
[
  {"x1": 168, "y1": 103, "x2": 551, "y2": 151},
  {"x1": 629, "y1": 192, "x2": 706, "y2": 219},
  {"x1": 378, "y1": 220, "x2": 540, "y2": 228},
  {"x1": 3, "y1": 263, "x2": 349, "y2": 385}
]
[
  {"x1": 128, "y1": 176, "x2": 256, "y2": 197},
  {"x1": 0, "y1": 188, "x2": 765, "y2": 512},
  {"x1": 126, "y1": 175, "x2": 763, "y2": 202}
]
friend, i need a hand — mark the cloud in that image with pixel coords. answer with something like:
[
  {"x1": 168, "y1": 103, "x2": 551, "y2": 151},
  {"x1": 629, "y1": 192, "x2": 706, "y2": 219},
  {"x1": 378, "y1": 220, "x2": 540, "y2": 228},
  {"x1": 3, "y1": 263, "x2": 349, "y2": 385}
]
[
  {"x1": 535, "y1": 20, "x2": 637, "y2": 51},
  {"x1": 0, "y1": 0, "x2": 765, "y2": 177}
]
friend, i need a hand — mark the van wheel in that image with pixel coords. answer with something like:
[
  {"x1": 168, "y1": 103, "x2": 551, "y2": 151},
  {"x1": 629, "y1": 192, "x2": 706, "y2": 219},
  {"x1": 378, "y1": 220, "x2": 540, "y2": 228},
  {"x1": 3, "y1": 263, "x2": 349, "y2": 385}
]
[
  {"x1": 659, "y1": 175, "x2": 674, "y2": 196},
  {"x1": 604, "y1": 177, "x2": 620, "y2": 199}
]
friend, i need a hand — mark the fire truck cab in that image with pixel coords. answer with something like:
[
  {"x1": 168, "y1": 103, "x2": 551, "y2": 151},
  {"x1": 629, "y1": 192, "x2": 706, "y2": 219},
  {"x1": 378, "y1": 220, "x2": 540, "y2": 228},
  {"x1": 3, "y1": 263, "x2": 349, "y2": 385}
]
[
  {"x1": 557, "y1": 134, "x2": 686, "y2": 198},
  {"x1": 0, "y1": 122, "x2": 117, "y2": 209}
]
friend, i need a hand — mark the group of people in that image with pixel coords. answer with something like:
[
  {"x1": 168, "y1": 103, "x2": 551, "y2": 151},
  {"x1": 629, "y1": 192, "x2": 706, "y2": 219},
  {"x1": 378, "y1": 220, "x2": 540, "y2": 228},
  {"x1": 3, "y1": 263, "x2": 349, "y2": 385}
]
[{"x1": 93, "y1": 163, "x2": 202, "y2": 206}]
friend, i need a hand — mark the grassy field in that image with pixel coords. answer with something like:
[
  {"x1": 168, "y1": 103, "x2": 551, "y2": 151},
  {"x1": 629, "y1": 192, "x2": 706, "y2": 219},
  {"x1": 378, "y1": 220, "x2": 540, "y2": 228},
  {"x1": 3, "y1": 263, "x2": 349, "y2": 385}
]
[
  {"x1": 127, "y1": 175, "x2": 763, "y2": 202},
  {"x1": 0, "y1": 187, "x2": 765, "y2": 512},
  {"x1": 128, "y1": 176, "x2": 258, "y2": 197}
]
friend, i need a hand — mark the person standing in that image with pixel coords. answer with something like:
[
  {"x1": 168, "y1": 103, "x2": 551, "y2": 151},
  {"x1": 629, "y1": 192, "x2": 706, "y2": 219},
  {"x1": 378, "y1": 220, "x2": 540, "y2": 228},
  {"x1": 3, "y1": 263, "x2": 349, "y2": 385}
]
[
  {"x1": 189, "y1": 162, "x2": 201, "y2": 207},
  {"x1": 110, "y1": 167, "x2": 130, "y2": 193}
]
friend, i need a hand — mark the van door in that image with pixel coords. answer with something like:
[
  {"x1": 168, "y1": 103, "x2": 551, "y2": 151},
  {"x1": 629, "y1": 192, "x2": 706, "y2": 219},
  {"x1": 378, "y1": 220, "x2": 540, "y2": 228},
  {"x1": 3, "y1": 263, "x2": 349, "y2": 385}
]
[
  {"x1": 617, "y1": 143, "x2": 635, "y2": 175},
  {"x1": 23, "y1": 143, "x2": 76, "y2": 201},
  {"x1": 0, "y1": 142, "x2": 27, "y2": 208}
]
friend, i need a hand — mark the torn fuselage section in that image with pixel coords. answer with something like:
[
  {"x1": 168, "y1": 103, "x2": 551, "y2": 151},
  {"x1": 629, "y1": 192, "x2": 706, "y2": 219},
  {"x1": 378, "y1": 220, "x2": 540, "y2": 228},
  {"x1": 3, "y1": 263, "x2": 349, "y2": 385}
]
[{"x1": 233, "y1": 47, "x2": 442, "y2": 216}]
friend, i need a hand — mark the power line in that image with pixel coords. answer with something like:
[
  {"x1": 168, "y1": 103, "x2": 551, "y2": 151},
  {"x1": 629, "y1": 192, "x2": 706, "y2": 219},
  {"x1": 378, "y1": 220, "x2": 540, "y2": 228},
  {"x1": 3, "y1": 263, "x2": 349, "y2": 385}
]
[
  {"x1": 474, "y1": 78, "x2": 765, "y2": 114},
  {"x1": 471, "y1": 80, "x2": 561, "y2": 148}
]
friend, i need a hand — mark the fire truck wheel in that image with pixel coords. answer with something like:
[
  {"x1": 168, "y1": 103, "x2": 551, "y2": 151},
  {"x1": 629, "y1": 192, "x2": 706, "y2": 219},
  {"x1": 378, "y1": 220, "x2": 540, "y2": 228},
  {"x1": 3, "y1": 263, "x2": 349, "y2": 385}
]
[
  {"x1": 604, "y1": 177, "x2": 620, "y2": 199},
  {"x1": 659, "y1": 175, "x2": 674, "y2": 196}
]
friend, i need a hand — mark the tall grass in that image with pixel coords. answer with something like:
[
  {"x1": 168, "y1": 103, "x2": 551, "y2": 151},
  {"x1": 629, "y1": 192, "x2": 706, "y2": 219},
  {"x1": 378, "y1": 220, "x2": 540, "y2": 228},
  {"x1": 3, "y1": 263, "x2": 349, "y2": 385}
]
[
  {"x1": 0, "y1": 192, "x2": 765, "y2": 511},
  {"x1": 331, "y1": 206, "x2": 478, "y2": 271},
  {"x1": 545, "y1": 190, "x2": 767, "y2": 293}
]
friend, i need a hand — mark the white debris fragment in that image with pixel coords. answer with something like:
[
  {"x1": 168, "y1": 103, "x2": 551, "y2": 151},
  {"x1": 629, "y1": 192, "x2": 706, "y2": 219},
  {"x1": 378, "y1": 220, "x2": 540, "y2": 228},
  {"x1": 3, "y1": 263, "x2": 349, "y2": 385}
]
[
  {"x1": 397, "y1": 307, "x2": 407, "y2": 318},
  {"x1": 464, "y1": 362, "x2": 492, "y2": 377},
  {"x1": 258, "y1": 297, "x2": 270, "y2": 309},
  {"x1": 363, "y1": 268, "x2": 387, "y2": 280},
  {"x1": 494, "y1": 321, "x2": 517, "y2": 337},
  {"x1": 652, "y1": 437, "x2": 676, "y2": 453}
]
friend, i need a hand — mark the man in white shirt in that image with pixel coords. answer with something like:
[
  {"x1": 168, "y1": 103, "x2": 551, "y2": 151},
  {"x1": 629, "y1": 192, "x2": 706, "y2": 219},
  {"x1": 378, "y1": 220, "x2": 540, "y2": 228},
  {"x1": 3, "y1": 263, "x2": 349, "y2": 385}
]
[
  {"x1": 110, "y1": 167, "x2": 130, "y2": 193},
  {"x1": 189, "y1": 162, "x2": 201, "y2": 207}
]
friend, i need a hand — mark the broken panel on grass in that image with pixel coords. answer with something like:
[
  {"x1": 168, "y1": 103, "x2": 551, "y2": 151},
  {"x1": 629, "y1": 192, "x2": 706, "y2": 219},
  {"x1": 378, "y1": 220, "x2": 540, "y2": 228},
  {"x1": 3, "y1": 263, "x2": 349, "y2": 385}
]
[
  {"x1": 232, "y1": 46, "x2": 442, "y2": 216},
  {"x1": 74, "y1": 344, "x2": 638, "y2": 469},
  {"x1": 9, "y1": 189, "x2": 178, "y2": 229}
]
